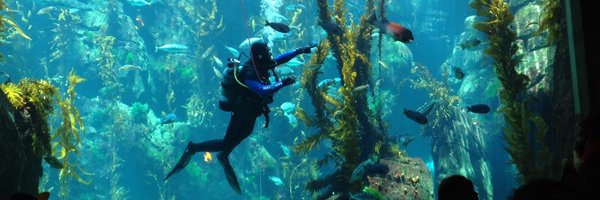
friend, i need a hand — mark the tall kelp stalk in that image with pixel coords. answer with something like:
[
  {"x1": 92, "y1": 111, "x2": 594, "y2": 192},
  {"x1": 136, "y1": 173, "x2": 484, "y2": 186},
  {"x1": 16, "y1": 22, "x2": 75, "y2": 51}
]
[
  {"x1": 53, "y1": 70, "x2": 91, "y2": 199},
  {"x1": 471, "y1": 0, "x2": 551, "y2": 183},
  {"x1": 294, "y1": 0, "x2": 394, "y2": 198}
]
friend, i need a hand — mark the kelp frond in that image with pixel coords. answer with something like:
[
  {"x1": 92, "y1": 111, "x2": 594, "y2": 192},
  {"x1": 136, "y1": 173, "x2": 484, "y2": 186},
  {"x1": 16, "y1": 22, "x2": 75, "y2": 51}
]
[
  {"x1": 471, "y1": 0, "x2": 550, "y2": 183},
  {"x1": 538, "y1": 0, "x2": 564, "y2": 44},
  {"x1": 1, "y1": 83, "x2": 25, "y2": 108}
]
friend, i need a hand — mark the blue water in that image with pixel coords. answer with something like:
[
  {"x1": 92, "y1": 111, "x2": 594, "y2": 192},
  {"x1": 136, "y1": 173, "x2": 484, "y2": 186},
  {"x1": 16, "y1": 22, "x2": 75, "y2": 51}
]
[{"x1": 0, "y1": 0, "x2": 545, "y2": 199}]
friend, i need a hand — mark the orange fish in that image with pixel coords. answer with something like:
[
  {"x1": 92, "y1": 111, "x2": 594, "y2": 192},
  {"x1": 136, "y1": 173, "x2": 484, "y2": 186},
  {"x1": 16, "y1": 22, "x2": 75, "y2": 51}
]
[
  {"x1": 368, "y1": 13, "x2": 414, "y2": 43},
  {"x1": 204, "y1": 152, "x2": 213, "y2": 163}
]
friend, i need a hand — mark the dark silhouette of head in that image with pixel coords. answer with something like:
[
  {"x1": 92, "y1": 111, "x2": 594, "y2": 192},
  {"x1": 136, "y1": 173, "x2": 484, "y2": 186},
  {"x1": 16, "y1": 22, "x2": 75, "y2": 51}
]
[
  {"x1": 438, "y1": 175, "x2": 478, "y2": 200},
  {"x1": 510, "y1": 178, "x2": 579, "y2": 200},
  {"x1": 250, "y1": 41, "x2": 275, "y2": 69}
]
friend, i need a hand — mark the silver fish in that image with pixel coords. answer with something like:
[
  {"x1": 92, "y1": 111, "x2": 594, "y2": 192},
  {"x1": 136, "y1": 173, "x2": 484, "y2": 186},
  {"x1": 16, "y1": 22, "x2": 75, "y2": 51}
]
[
  {"x1": 352, "y1": 84, "x2": 369, "y2": 93},
  {"x1": 213, "y1": 56, "x2": 223, "y2": 68},
  {"x1": 155, "y1": 44, "x2": 189, "y2": 53},
  {"x1": 225, "y1": 46, "x2": 240, "y2": 57}
]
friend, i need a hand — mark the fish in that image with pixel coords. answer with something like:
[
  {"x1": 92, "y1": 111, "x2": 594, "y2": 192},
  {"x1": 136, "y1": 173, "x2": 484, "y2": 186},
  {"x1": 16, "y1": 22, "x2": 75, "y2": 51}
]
[
  {"x1": 285, "y1": 113, "x2": 298, "y2": 128},
  {"x1": 127, "y1": 0, "x2": 152, "y2": 7},
  {"x1": 394, "y1": 133, "x2": 415, "y2": 148},
  {"x1": 265, "y1": 20, "x2": 291, "y2": 33},
  {"x1": 269, "y1": 176, "x2": 284, "y2": 186},
  {"x1": 279, "y1": 143, "x2": 291, "y2": 157},
  {"x1": 274, "y1": 66, "x2": 295, "y2": 76},
  {"x1": 417, "y1": 101, "x2": 437, "y2": 116},
  {"x1": 350, "y1": 155, "x2": 383, "y2": 181},
  {"x1": 225, "y1": 46, "x2": 240, "y2": 57},
  {"x1": 453, "y1": 66, "x2": 465, "y2": 80},
  {"x1": 404, "y1": 108, "x2": 428, "y2": 125},
  {"x1": 155, "y1": 44, "x2": 189, "y2": 53},
  {"x1": 378, "y1": 60, "x2": 390, "y2": 70},
  {"x1": 238, "y1": 37, "x2": 263, "y2": 49},
  {"x1": 118, "y1": 65, "x2": 143, "y2": 71},
  {"x1": 0, "y1": 71, "x2": 11, "y2": 84},
  {"x1": 368, "y1": 13, "x2": 414, "y2": 43},
  {"x1": 319, "y1": 20, "x2": 343, "y2": 35},
  {"x1": 280, "y1": 102, "x2": 295, "y2": 113},
  {"x1": 352, "y1": 84, "x2": 369, "y2": 93},
  {"x1": 200, "y1": 45, "x2": 214, "y2": 60},
  {"x1": 161, "y1": 113, "x2": 177, "y2": 125},
  {"x1": 458, "y1": 38, "x2": 482, "y2": 50},
  {"x1": 270, "y1": 13, "x2": 289, "y2": 22},
  {"x1": 284, "y1": 58, "x2": 304, "y2": 67},
  {"x1": 466, "y1": 104, "x2": 491, "y2": 114},
  {"x1": 304, "y1": 63, "x2": 323, "y2": 71},
  {"x1": 37, "y1": 6, "x2": 56, "y2": 15},
  {"x1": 213, "y1": 56, "x2": 223, "y2": 68},
  {"x1": 213, "y1": 66, "x2": 224, "y2": 78},
  {"x1": 527, "y1": 74, "x2": 545, "y2": 89},
  {"x1": 285, "y1": 3, "x2": 306, "y2": 11},
  {"x1": 203, "y1": 152, "x2": 213, "y2": 163}
]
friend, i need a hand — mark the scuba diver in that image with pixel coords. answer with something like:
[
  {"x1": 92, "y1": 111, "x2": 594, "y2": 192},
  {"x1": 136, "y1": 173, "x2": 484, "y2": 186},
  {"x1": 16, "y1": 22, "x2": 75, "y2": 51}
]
[{"x1": 164, "y1": 41, "x2": 314, "y2": 193}]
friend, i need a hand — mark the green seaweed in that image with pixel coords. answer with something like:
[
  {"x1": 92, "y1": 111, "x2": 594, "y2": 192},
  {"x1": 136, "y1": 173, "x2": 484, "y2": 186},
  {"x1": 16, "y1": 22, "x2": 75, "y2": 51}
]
[
  {"x1": 362, "y1": 186, "x2": 384, "y2": 200},
  {"x1": 130, "y1": 102, "x2": 150, "y2": 124},
  {"x1": 0, "y1": 69, "x2": 90, "y2": 198},
  {"x1": 537, "y1": 0, "x2": 564, "y2": 45},
  {"x1": 471, "y1": 0, "x2": 551, "y2": 183},
  {"x1": 293, "y1": 0, "x2": 398, "y2": 198}
]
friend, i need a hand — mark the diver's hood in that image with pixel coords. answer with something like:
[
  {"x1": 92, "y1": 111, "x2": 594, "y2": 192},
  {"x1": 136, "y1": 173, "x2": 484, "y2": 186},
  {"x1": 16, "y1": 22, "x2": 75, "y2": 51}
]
[{"x1": 250, "y1": 42, "x2": 276, "y2": 68}]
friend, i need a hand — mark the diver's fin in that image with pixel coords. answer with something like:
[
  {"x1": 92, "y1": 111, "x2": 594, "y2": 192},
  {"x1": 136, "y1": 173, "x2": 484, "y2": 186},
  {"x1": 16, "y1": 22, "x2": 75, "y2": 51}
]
[
  {"x1": 164, "y1": 142, "x2": 195, "y2": 181},
  {"x1": 218, "y1": 153, "x2": 241, "y2": 194}
]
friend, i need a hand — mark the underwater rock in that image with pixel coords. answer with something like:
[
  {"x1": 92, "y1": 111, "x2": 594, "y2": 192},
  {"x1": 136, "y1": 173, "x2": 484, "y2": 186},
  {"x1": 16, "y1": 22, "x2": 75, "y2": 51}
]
[
  {"x1": 425, "y1": 107, "x2": 493, "y2": 200},
  {"x1": 361, "y1": 158, "x2": 434, "y2": 200},
  {"x1": 0, "y1": 88, "x2": 44, "y2": 198},
  {"x1": 514, "y1": 4, "x2": 542, "y2": 39}
]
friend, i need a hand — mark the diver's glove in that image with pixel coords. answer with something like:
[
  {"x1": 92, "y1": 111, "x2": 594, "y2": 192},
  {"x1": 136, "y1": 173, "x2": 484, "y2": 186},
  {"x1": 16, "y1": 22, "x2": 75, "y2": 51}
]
[
  {"x1": 282, "y1": 76, "x2": 296, "y2": 86},
  {"x1": 297, "y1": 46, "x2": 313, "y2": 54}
]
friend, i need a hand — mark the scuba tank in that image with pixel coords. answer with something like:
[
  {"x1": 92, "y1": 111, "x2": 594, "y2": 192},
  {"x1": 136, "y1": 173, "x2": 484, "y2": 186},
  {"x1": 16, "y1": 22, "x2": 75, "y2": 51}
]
[{"x1": 219, "y1": 58, "x2": 242, "y2": 112}]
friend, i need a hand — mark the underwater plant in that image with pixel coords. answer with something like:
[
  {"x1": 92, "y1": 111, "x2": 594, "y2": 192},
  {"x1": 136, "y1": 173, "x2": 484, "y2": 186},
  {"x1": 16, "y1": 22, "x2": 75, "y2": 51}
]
[
  {"x1": 292, "y1": 0, "x2": 402, "y2": 198},
  {"x1": 0, "y1": 69, "x2": 91, "y2": 198},
  {"x1": 94, "y1": 33, "x2": 122, "y2": 99},
  {"x1": 408, "y1": 63, "x2": 461, "y2": 133},
  {"x1": 471, "y1": 0, "x2": 551, "y2": 183}
]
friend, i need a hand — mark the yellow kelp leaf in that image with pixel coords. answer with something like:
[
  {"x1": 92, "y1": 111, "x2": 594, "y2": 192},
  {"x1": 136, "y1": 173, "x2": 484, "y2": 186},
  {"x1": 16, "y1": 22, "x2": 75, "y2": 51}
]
[
  {"x1": 1, "y1": 83, "x2": 25, "y2": 108},
  {"x1": 69, "y1": 171, "x2": 92, "y2": 185},
  {"x1": 57, "y1": 147, "x2": 67, "y2": 159},
  {"x1": 1, "y1": 17, "x2": 32, "y2": 40},
  {"x1": 76, "y1": 164, "x2": 94, "y2": 176}
]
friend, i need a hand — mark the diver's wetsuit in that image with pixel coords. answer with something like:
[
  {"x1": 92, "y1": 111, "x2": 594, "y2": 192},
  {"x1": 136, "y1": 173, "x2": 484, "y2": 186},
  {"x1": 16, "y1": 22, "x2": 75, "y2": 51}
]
[
  {"x1": 164, "y1": 48, "x2": 304, "y2": 193},
  {"x1": 186, "y1": 49, "x2": 301, "y2": 156}
]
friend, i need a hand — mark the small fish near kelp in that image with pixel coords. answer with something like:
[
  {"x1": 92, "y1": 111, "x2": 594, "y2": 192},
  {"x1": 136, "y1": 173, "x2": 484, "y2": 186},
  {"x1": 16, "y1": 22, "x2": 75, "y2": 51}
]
[
  {"x1": 453, "y1": 66, "x2": 465, "y2": 80},
  {"x1": 368, "y1": 13, "x2": 414, "y2": 43},
  {"x1": 269, "y1": 176, "x2": 284, "y2": 186},
  {"x1": 161, "y1": 113, "x2": 177, "y2": 125},
  {"x1": 265, "y1": 20, "x2": 290, "y2": 33},
  {"x1": 404, "y1": 108, "x2": 428, "y2": 125},
  {"x1": 465, "y1": 104, "x2": 491, "y2": 114}
]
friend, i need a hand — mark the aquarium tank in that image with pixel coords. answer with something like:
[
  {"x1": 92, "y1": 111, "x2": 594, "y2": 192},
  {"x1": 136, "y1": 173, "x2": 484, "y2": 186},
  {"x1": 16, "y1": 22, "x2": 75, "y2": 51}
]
[{"x1": 0, "y1": 0, "x2": 596, "y2": 199}]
